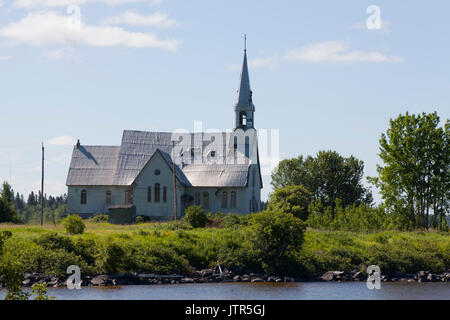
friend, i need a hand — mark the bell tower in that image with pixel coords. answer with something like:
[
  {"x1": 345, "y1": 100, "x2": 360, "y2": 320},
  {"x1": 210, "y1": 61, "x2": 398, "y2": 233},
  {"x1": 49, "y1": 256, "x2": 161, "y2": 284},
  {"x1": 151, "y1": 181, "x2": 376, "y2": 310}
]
[{"x1": 234, "y1": 37, "x2": 255, "y2": 130}]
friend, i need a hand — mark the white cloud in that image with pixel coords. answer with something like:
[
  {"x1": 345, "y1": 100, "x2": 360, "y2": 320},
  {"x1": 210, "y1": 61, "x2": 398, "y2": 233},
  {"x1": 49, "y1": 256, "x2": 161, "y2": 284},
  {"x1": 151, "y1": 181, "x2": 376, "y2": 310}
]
[
  {"x1": 45, "y1": 135, "x2": 76, "y2": 146},
  {"x1": 229, "y1": 55, "x2": 278, "y2": 70},
  {"x1": 0, "y1": 11, "x2": 181, "y2": 51},
  {"x1": 0, "y1": 1, "x2": 5, "y2": 7},
  {"x1": 285, "y1": 41, "x2": 403, "y2": 63},
  {"x1": 103, "y1": 11, "x2": 179, "y2": 28},
  {"x1": 13, "y1": 0, "x2": 161, "y2": 9},
  {"x1": 0, "y1": 55, "x2": 12, "y2": 60}
]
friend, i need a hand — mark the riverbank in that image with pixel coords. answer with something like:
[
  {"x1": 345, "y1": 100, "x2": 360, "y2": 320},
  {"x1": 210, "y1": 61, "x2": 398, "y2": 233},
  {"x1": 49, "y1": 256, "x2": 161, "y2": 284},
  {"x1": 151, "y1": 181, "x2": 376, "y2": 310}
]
[
  {"x1": 1, "y1": 221, "x2": 449, "y2": 285},
  {"x1": 8, "y1": 268, "x2": 450, "y2": 288}
]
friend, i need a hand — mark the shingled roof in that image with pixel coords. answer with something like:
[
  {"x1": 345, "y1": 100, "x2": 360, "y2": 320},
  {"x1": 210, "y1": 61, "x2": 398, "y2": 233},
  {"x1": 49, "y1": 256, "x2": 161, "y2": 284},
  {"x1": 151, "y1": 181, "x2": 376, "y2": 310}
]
[{"x1": 66, "y1": 130, "x2": 254, "y2": 188}]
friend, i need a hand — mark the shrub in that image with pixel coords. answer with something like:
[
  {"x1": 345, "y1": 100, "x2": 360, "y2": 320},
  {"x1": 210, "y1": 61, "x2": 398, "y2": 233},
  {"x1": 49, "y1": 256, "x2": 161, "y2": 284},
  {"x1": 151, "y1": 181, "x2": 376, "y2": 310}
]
[
  {"x1": 90, "y1": 214, "x2": 109, "y2": 223},
  {"x1": 62, "y1": 215, "x2": 86, "y2": 235},
  {"x1": 249, "y1": 209, "x2": 306, "y2": 275},
  {"x1": 268, "y1": 185, "x2": 312, "y2": 221},
  {"x1": 136, "y1": 215, "x2": 151, "y2": 224},
  {"x1": 184, "y1": 206, "x2": 207, "y2": 228}
]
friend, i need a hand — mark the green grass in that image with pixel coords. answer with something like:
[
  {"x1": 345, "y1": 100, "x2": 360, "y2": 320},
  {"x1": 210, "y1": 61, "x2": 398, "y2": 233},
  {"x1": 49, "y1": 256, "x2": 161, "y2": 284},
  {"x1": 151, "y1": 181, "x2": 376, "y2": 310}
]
[{"x1": 1, "y1": 221, "x2": 449, "y2": 277}]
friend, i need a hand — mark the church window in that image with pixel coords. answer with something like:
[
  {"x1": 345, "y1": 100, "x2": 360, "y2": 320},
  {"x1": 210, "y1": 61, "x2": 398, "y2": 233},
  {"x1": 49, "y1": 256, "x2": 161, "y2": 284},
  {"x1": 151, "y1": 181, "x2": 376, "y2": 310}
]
[
  {"x1": 163, "y1": 186, "x2": 167, "y2": 203},
  {"x1": 239, "y1": 112, "x2": 247, "y2": 127},
  {"x1": 231, "y1": 191, "x2": 236, "y2": 209},
  {"x1": 194, "y1": 192, "x2": 200, "y2": 206},
  {"x1": 105, "y1": 190, "x2": 111, "y2": 204},
  {"x1": 245, "y1": 136, "x2": 250, "y2": 159},
  {"x1": 203, "y1": 192, "x2": 209, "y2": 209},
  {"x1": 81, "y1": 190, "x2": 87, "y2": 205},
  {"x1": 147, "y1": 187, "x2": 152, "y2": 202},
  {"x1": 154, "y1": 169, "x2": 160, "y2": 176},
  {"x1": 124, "y1": 189, "x2": 133, "y2": 205},
  {"x1": 155, "y1": 183, "x2": 160, "y2": 203},
  {"x1": 222, "y1": 191, "x2": 228, "y2": 209}
]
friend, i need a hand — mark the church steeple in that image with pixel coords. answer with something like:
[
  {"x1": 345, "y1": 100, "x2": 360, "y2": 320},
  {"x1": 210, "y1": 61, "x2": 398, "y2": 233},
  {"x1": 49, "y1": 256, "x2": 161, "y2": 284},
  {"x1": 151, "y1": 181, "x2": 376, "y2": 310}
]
[{"x1": 235, "y1": 36, "x2": 255, "y2": 130}]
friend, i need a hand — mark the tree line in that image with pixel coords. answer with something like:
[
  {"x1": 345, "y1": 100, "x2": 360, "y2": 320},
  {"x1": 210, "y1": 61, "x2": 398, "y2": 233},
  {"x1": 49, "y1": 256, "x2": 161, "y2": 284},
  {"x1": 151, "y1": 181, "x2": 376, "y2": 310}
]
[{"x1": 0, "y1": 182, "x2": 67, "y2": 224}]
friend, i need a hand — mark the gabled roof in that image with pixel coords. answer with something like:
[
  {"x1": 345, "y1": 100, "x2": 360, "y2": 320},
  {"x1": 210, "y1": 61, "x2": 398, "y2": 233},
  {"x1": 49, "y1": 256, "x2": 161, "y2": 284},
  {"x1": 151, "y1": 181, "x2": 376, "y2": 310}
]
[
  {"x1": 66, "y1": 145, "x2": 120, "y2": 186},
  {"x1": 66, "y1": 130, "x2": 259, "y2": 188},
  {"x1": 182, "y1": 164, "x2": 250, "y2": 187}
]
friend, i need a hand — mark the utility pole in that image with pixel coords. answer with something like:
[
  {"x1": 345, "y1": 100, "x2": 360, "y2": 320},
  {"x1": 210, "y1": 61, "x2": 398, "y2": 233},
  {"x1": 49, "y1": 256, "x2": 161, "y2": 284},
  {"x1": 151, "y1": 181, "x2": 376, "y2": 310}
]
[
  {"x1": 172, "y1": 141, "x2": 178, "y2": 220},
  {"x1": 41, "y1": 142, "x2": 44, "y2": 226}
]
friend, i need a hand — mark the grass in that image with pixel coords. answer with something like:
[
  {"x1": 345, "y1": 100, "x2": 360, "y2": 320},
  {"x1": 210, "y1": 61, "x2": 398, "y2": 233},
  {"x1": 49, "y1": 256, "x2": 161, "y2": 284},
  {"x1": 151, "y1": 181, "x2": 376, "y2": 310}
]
[{"x1": 1, "y1": 221, "x2": 449, "y2": 277}]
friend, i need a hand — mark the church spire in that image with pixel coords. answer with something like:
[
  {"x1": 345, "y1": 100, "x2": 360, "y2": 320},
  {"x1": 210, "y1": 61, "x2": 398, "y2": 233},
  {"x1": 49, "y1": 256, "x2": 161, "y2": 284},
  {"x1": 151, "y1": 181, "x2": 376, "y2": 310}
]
[
  {"x1": 235, "y1": 35, "x2": 255, "y2": 130},
  {"x1": 236, "y1": 41, "x2": 253, "y2": 108}
]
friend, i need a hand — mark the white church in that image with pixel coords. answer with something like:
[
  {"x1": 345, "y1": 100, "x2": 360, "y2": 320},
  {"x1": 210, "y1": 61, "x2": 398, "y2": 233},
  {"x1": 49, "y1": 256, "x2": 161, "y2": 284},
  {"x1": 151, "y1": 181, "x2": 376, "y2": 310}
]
[{"x1": 66, "y1": 49, "x2": 262, "y2": 220}]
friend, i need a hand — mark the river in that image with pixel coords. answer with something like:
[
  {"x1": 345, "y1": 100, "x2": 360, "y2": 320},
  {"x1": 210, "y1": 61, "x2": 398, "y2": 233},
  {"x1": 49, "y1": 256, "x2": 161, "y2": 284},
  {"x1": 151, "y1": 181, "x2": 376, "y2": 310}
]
[{"x1": 1, "y1": 282, "x2": 448, "y2": 300}]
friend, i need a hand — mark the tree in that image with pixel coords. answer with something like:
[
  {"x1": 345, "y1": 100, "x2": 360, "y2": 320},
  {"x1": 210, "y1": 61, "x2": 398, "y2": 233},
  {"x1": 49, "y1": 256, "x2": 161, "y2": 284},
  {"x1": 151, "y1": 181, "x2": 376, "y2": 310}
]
[
  {"x1": 268, "y1": 185, "x2": 312, "y2": 221},
  {"x1": 249, "y1": 209, "x2": 306, "y2": 275},
  {"x1": 271, "y1": 151, "x2": 372, "y2": 210},
  {"x1": 369, "y1": 112, "x2": 449, "y2": 230},
  {"x1": 0, "y1": 182, "x2": 20, "y2": 223}
]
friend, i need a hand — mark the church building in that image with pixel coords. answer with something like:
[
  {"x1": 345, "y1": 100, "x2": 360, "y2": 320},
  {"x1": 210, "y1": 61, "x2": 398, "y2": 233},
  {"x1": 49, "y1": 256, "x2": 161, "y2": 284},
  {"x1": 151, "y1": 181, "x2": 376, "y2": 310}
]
[{"x1": 66, "y1": 49, "x2": 262, "y2": 220}]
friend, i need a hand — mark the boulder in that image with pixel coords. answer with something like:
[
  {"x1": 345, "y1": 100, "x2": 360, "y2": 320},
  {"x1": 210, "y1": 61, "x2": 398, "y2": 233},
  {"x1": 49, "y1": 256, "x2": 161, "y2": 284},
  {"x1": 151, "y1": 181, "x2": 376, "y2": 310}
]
[
  {"x1": 181, "y1": 278, "x2": 194, "y2": 284},
  {"x1": 233, "y1": 275, "x2": 241, "y2": 282},
  {"x1": 90, "y1": 275, "x2": 110, "y2": 286},
  {"x1": 251, "y1": 277, "x2": 264, "y2": 283}
]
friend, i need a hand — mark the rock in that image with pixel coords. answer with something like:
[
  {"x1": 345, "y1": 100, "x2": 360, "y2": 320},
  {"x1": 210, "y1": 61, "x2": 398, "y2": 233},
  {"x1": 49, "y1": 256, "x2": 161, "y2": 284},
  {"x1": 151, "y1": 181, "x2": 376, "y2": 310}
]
[
  {"x1": 241, "y1": 276, "x2": 250, "y2": 282},
  {"x1": 352, "y1": 272, "x2": 366, "y2": 281},
  {"x1": 233, "y1": 275, "x2": 241, "y2": 282},
  {"x1": 91, "y1": 275, "x2": 110, "y2": 286},
  {"x1": 200, "y1": 269, "x2": 214, "y2": 278},
  {"x1": 251, "y1": 277, "x2": 264, "y2": 283},
  {"x1": 321, "y1": 271, "x2": 337, "y2": 281},
  {"x1": 181, "y1": 278, "x2": 194, "y2": 284},
  {"x1": 275, "y1": 277, "x2": 282, "y2": 283}
]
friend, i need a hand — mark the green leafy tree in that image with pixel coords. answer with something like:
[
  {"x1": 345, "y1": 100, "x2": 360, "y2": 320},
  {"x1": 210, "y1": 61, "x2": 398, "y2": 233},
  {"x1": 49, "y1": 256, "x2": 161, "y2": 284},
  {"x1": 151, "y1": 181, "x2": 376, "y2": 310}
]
[
  {"x1": 31, "y1": 283, "x2": 55, "y2": 300},
  {"x1": 271, "y1": 151, "x2": 372, "y2": 210},
  {"x1": 268, "y1": 185, "x2": 312, "y2": 220},
  {"x1": 184, "y1": 206, "x2": 207, "y2": 228},
  {"x1": 369, "y1": 112, "x2": 449, "y2": 230},
  {"x1": 249, "y1": 209, "x2": 306, "y2": 275},
  {"x1": 62, "y1": 214, "x2": 86, "y2": 234}
]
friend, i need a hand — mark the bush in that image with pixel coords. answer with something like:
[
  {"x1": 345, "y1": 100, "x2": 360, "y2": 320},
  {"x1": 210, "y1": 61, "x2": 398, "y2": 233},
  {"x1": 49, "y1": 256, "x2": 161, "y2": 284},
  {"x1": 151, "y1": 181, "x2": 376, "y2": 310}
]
[
  {"x1": 184, "y1": 206, "x2": 207, "y2": 228},
  {"x1": 62, "y1": 215, "x2": 86, "y2": 235},
  {"x1": 90, "y1": 214, "x2": 109, "y2": 223},
  {"x1": 268, "y1": 185, "x2": 312, "y2": 221},
  {"x1": 249, "y1": 209, "x2": 306, "y2": 275},
  {"x1": 136, "y1": 215, "x2": 151, "y2": 224}
]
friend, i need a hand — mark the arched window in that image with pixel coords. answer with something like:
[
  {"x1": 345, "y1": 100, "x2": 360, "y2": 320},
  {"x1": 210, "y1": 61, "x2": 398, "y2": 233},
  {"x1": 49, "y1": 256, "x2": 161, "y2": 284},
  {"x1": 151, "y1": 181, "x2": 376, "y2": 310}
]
[
  {"x1": 203, "y1": 192, "x2": 209, "y2": 209},
  {"x1": 81, "y1": 190, "x2": 87, "y2": 205},
  {"x1": 231, "y1": 191, "x2": 236, "y2": 209},
  {"x1": 245, "y1": 136, "x2": 250, "y2": 159},
  {"x1": 221, "y1": 191, "x2": 227, "y2": 209},
  {"x1": 105, "y1": 190, "x2": 111, "y2": 204},
  {"x1": 239, "y1": 112, "x2": 247, "y2": 127},
  {"x1": 147, "y1": 187, "x2": 152, "y2": 202},
  {"x1": 163, "y1": 186, "x2": 167, "y2": 203},
  {"x1": 154, "y1": 183, "x2": 160, "y2": 203},
  {"x1": 194, "y1": 192, "x2": 200, "y2": 206},
  {"x1": 124, "y1": 188, "x2": 133, "y2": 205}
]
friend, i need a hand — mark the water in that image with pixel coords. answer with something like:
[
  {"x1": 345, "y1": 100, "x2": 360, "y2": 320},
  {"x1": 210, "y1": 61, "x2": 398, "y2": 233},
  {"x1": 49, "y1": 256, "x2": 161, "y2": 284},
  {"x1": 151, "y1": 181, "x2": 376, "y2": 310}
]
[{"x1": 1, "y1": 282, "x2": 448, "y2": 300}]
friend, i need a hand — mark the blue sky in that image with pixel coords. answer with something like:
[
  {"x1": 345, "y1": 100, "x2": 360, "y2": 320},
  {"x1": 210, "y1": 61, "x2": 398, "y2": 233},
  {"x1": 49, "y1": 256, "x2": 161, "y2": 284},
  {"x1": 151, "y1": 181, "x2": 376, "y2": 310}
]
[{"x1": 0, "y1": 0, "x2": 449, "y2": 202}]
